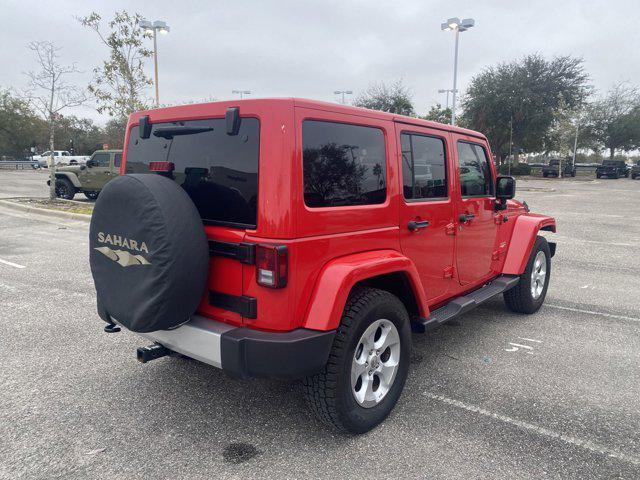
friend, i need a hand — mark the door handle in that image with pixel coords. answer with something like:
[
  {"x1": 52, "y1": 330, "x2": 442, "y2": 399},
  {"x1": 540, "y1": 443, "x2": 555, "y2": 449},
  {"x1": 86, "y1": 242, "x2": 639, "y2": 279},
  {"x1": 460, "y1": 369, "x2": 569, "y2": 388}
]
[
  {"x1": 408, "y1": 220, "x2": 430, "y2": 231},
  {"x1": 458, "y1": 213, "x2": 476, "y2": 223}
]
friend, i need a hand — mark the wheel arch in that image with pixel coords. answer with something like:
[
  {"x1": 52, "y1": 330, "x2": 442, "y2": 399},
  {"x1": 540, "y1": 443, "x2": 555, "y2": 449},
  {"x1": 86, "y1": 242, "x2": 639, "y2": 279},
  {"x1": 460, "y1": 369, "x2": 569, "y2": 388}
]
[
  {"x1": 502, "y1": 214, "x2": 556, "y2": 275},
  {"x1": 302, "y1": 250, "x2": 428, "y2": 331},
  {"x1": 55, "y1": 172, "x2": 81, "y2": 188}
]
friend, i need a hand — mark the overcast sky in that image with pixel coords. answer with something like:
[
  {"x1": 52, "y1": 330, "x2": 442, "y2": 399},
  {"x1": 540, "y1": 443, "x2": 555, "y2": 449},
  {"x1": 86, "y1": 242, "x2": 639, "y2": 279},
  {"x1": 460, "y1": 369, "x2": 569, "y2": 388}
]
[{"x1": 2, "y1": 0, "x2": 639, "y2": 124}]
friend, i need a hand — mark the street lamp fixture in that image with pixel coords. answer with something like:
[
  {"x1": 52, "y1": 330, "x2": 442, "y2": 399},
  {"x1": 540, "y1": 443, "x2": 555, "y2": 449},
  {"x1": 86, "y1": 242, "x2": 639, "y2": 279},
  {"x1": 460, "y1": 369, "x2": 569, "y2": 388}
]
[
  {"x1": 437, "y1": 88, "x2": 457, "y2": 109},
  {"x1": 139, "y1": 19, "x2": 170, "y2": 107},
  {"x1": 334, "y1": 90, "x2": 353, "y2": 104},
  {"x1": 232, "y1": 90, "x2": 251, "y2": 99},
  {"x1": 441, "y1": 17, "x2": 474, "y2": 126}
]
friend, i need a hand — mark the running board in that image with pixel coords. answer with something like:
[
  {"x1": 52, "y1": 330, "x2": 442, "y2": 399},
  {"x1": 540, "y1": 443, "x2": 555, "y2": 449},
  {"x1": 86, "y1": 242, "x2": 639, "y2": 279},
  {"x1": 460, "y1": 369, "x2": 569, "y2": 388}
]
[{"x1": 415, "y1": 275, "x2": 519, "y2": 332}]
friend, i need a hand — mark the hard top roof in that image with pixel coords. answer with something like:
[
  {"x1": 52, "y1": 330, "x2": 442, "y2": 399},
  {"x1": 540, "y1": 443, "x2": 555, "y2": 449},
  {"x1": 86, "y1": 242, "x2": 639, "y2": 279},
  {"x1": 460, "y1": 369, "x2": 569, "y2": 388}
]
[{"x1": 131, "y1": 98, "x2": 487, "y2": 141}]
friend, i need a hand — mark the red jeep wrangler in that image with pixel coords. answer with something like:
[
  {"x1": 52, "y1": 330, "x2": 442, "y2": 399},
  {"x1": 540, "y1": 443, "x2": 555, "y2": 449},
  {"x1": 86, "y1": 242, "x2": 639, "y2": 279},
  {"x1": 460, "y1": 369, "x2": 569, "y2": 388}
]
[{"x1": 89, "y1": 99, "x2": 556, "y2": 433}]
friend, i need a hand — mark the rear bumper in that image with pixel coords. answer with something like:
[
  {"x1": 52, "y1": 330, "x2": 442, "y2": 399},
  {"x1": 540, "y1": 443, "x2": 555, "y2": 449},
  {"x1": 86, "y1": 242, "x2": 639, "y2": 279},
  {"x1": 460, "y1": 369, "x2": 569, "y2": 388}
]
[{"x1": 133, "y1": 315, "x2": 335, "y2": 380}]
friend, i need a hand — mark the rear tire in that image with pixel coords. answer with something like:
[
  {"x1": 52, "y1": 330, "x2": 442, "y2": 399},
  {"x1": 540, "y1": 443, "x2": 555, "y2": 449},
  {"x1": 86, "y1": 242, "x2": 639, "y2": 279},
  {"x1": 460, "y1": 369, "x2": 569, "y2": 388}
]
[
  {"x1": 543, "y1": 172, "x2": 548, "y2": 178},
  {"x1": 303, "y1": 288, "x2": 411, "y2": 434},
  {"x1": 504, "y1": 236, "x2": 551, "y2": 314},
  {"x1": 55, "y1": 178, "x2": 76, "y2": 200}
]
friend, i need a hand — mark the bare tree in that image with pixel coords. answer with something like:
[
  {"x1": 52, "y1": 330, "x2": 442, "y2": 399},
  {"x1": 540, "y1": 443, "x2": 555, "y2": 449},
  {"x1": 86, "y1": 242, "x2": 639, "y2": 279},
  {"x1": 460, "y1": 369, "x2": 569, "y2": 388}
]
[{"x1": 25, "y1": 41, "x2": 86, "y2": 200}]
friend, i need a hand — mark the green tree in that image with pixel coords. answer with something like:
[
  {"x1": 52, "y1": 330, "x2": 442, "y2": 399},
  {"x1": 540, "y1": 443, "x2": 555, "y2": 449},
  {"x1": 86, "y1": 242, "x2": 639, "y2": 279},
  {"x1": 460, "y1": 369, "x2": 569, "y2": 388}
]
[
  {"x1": 0, "y1": 88, "x2": 47, "y2": 158},
  {"x1": 53, "y1": 115, "x2": 104, "y2": 155},
  {"x1": 421, "y1": 103, "x2": 452, "y2": 124},
  {"x1": 102, "y1": 117, "x2": 128, "y2": 150},
  {"x1": 586, "y1": 83, "x2": 640, "y2": 159},
  {"x1": 354, "y1": 80, "x2": 415, "y2": 116},
  {"x1": 461, "y1": 54, "x2": 590, "y2": 162},
  {"x1": 78, "y1": 11, "x2": 152, "y2": 121}
]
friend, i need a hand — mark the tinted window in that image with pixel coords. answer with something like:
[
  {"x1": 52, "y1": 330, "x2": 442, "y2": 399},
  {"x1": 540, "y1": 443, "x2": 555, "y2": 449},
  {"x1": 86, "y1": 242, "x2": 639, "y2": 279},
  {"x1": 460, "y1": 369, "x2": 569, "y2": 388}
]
[
  {"x1": 114, "y1": 153, "x2": 122, "y2": 167},
  {"x1": 457, "y1": 142, "x2": 493, "y2": 197},
  {"x1": 93, "y1": 153, "x2": 111, "y2": 167},
  {"x1": 401, "y1": 133, "x2": 447, "y2": 200},
  {"x1": 126, "y1": 118, "x2": 259, "y2": 227},
  {"x1": 302, "y1": 120, "x2": 386, "y2": 207}
]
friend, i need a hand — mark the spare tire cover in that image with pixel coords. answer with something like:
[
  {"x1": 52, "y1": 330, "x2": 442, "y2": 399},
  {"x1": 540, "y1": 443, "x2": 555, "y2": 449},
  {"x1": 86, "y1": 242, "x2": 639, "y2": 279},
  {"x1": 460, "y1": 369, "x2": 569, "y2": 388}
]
[{"x1": 90, "y1": 174, "x2": 209, "y2": 333}]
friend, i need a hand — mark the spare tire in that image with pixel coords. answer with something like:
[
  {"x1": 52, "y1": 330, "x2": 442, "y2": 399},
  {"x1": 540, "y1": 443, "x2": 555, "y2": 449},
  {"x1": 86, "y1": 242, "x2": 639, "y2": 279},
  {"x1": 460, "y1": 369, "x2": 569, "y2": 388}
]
[{"x1": 90, "y1": 174, "x2": 209, "y2": 333}]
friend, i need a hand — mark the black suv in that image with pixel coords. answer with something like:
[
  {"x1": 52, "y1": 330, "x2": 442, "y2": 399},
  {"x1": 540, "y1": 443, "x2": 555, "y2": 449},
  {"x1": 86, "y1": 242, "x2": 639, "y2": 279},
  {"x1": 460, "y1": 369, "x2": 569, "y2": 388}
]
[
  {"x1": 542, "y1": 159, "x2": 576, "y2": 177},
  {"x1": 596, "y1": 160, "x2": 629, "y2": 179}
]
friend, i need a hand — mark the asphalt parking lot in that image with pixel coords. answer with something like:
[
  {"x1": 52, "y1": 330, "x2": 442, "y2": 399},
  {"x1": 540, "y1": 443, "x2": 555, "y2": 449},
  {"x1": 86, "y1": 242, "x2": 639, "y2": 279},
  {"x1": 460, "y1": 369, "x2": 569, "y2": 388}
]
[{"x1": 1, "y1": 171, "x2": 639, "y2": 479}]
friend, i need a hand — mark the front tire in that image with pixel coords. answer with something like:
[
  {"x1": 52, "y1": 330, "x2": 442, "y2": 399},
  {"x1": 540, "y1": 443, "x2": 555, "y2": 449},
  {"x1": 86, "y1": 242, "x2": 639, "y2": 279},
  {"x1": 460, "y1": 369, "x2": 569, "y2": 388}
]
[
  {"x1": 303, "y1": 288, "x2": 411, "y2": 434},
  {"x1": 504, "y1": 236, "x2": 551, "y2": 314},
  {"x1": 84, "y1": 191, "x2": 99, "y2": 200},
  {"x1": 55, "y1": 178, "x2": 76, "y2": 200}
]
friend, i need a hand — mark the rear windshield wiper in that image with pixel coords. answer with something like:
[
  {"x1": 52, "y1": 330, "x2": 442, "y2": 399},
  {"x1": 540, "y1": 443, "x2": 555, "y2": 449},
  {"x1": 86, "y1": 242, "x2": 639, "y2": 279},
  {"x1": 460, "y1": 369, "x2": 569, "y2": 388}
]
[{"x1": 152, "y1": 126, "x2": 213, "y2": 139}]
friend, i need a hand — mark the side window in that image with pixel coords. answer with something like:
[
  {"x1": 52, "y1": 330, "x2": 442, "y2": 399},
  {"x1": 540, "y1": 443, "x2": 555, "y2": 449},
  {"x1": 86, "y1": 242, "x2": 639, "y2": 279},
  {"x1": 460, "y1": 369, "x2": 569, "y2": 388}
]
[
  {"x1": 457, "y1": 142, "x2": 493, "y2": 197},
  {"x1": 401, "y1": 133, "x2": 447, "y2": 200},
  {"x1": 93, "y1": 153, "x2": 111, "y2": 168},
  {"x1": 114, "y1": 153, "x2": 122, "y2": 167},
  {"x1": 62, "y1": 152, "x2": 69, "y2": 156},
  {"x1": 302, "y1": 120, "x2": 386, "y2": 208}
]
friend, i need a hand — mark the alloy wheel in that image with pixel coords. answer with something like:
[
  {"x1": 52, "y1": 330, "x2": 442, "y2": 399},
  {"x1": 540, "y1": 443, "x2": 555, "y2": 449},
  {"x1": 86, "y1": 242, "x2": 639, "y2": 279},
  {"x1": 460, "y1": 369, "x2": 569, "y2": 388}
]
[{"x1": 351, "y1": 319, "x2": 401, "y2": 408}]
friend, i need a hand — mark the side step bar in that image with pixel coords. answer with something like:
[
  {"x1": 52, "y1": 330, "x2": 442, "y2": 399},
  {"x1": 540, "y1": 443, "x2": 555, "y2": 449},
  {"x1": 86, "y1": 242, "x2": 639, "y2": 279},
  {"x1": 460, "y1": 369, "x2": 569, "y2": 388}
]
[{"x1": 415, "y1": 275, "x2": 520, "y2": 332}]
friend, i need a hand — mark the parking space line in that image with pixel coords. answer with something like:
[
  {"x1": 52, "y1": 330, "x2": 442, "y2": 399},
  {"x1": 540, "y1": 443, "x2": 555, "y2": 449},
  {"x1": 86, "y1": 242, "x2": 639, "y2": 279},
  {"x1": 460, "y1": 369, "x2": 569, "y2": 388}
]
[
  {"x1": 0, "y1": 258, "x2": 26, "y2": 269},
  {"x1": 424, "y1": 392, "x2": 640, "y2": 466},
  {"x1": 546, "y1": 304, "x2": 640, "y2": 323}
]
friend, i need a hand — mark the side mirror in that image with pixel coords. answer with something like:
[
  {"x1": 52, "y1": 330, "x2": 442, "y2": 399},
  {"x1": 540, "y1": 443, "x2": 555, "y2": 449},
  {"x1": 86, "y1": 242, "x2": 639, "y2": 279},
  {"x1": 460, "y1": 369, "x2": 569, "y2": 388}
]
[
  {"x1": 86, "y1": 159, "x2": 95, "y2": 168},
  {"x1": 495, "y1": 175, "x2": 516, "y2": 210}
]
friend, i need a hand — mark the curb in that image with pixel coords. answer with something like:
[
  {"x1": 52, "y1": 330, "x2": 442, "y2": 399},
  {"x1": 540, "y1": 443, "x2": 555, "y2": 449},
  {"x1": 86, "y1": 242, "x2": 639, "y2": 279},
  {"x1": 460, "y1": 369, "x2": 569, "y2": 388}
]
[{"x1": 0, "y1": 199, "x2": 91, "y2": 223}]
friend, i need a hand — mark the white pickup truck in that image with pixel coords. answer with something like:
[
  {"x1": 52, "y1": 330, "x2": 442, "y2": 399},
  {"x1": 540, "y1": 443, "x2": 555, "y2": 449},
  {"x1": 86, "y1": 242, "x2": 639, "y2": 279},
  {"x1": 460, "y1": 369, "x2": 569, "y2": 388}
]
[{"x1": 33, "y1": 150, "x2": 90, "y2": 167}]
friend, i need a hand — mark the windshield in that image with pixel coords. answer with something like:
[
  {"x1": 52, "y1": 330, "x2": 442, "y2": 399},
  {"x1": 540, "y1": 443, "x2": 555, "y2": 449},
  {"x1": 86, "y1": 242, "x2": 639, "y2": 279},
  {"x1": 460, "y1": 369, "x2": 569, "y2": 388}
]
[{"x1": 125, "y1": 117, "x2": 260, "y2": 228}]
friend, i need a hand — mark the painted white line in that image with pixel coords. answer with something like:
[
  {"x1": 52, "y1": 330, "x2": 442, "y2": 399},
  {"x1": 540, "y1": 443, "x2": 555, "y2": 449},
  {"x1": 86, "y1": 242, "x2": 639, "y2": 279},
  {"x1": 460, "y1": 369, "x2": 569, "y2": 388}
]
[
  {"x1": 0, "y1": 258, "x2": 26, "y2": 269},
  {"x1": 508, "y1": 343, "x2": 534, "y2": 350},
  {"x1": 546, "y1": 304, "x2": 640, "y2": 323},
  {"x1": 518, "y1": 337, "x2": 542, "y2": 343},
  {"x1": 424, "y1": 392, "x2": 640, "y2": 466}
]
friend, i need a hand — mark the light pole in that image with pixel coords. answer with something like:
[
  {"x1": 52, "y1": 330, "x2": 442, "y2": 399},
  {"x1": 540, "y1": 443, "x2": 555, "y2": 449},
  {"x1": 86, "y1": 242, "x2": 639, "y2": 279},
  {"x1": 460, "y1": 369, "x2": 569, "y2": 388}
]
[
  {"x1": 232, "y1": 90, "x2": 251, "y2": 99},
  {"x1": 139, "y1": 19, "x2": 170, "y2": 107},
  {"x1": 441, "y1": 17, "x2": 474, "y2": 126},
  {"x1": 438, "y1": 88, "x2": 456, "y2": 109},
  {"x1": 334, "y1": 90, "x2": 353, "y2": 104}
]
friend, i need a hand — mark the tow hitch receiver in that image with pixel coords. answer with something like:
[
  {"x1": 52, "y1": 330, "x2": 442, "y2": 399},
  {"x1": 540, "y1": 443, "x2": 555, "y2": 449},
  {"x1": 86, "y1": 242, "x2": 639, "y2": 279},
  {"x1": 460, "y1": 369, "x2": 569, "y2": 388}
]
[{"x1": 137, "y1": 344, "x2": 171, "y2": 363}]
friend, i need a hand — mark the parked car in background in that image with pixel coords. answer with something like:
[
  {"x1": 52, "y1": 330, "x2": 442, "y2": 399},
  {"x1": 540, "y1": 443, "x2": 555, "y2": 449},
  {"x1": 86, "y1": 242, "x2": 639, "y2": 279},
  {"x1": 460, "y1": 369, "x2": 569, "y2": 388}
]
[
  {"x1": 542, "y1": 158, "x2": 576, "y2": 177},
  {"x1": 596, "y1": 160, "x2": 629, "y2": 179},
  {"x1": 631, "y1": 161, "x2": 640, "y2": 180},
  {"x1": 33, "y1": 150, "x2": 90, "y2": 167},
  {"x1": 47, "y1": 150, "x2": 122, "y2": 200}
]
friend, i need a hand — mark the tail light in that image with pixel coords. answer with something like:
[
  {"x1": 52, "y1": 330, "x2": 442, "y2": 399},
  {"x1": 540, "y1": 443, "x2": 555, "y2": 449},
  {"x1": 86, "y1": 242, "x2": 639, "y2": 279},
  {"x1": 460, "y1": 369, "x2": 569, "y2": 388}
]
[
  {"x1": 256, "y1": 244, "x2": 288, "y2": 288},
  {"x1": 149, "y1": 161, "x2": 175, "y2": 173}
]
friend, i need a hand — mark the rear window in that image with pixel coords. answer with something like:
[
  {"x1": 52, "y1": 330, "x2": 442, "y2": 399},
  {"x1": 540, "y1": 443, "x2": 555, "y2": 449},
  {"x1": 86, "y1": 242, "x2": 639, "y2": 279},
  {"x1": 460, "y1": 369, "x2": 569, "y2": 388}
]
[
  {"x1": 125, "y1": 118, "x2": 259, "y2": 228},
  {"x1": 302, "y1": 120, "x2": 386, "y2": 208}
]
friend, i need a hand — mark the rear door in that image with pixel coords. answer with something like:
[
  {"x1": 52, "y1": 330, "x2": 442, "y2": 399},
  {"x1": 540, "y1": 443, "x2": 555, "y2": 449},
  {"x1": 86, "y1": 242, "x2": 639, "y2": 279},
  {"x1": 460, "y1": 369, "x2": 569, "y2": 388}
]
[
  {"x1": 124, "y1": 115, "x2": 261, "y2": 326},
  {"x1": 396, "y1": 124, "x2": 455, "y2": 303},
  {"x1": 454, "y1": 137, "x2": 498, "y2": 285}
]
